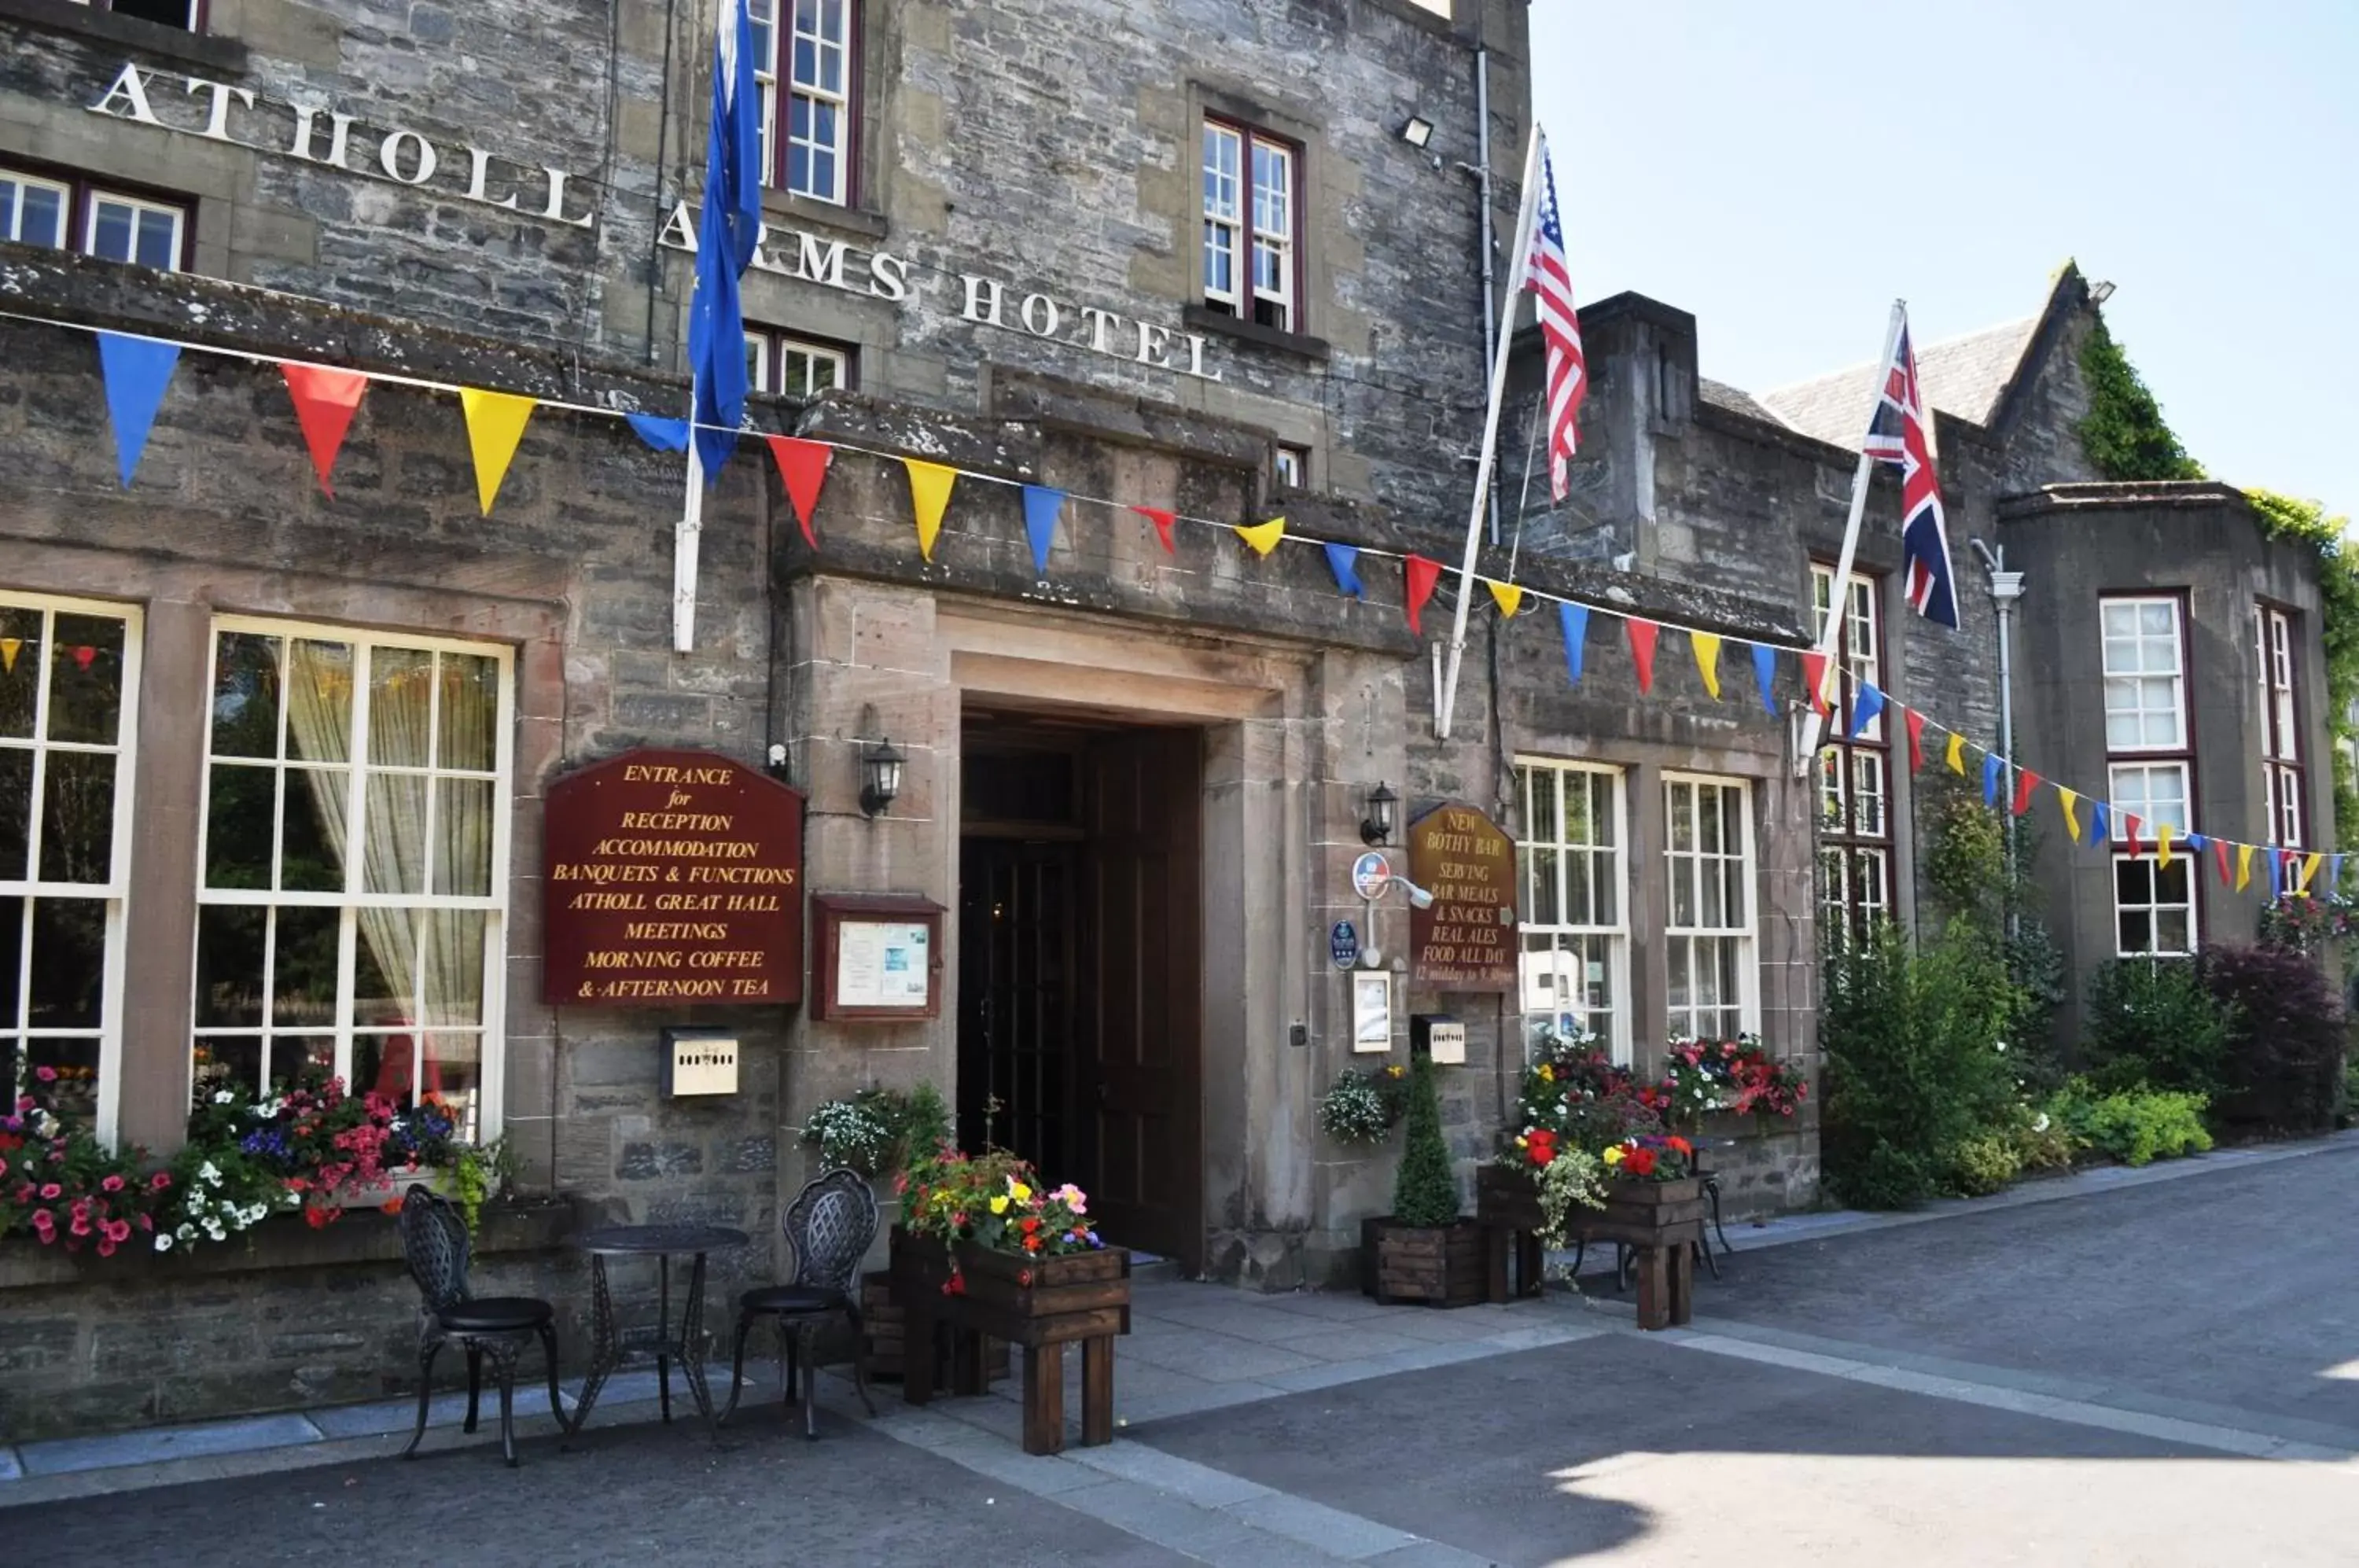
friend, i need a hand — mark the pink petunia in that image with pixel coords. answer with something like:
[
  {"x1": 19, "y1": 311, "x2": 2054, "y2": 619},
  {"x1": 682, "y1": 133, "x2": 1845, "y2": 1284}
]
[
  {"x1": 149, "y1": 1171, "x2": 173, "y2": 1191},
  {"x1": 69, "y1": 1215, "x2": 92, "y2": 1237},
  {"x1": 38, "y1": 1182, "x2": 61, "y2": 1201},
  {"x1": 34, "y1": 1065, "x2": 57, "y2": 1083},
  {"x1": 101, "y1": 1173, "x2": 124, "y2": 1193},
  {"x1": 96, "y1": 1238, "x2": 116, "y2": 1257}
]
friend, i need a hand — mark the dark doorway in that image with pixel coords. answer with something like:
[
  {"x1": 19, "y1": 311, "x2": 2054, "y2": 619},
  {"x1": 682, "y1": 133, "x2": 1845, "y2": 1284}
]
[{"x1": 958, "y1": 716, "x2": 1205, "y2": 1272}]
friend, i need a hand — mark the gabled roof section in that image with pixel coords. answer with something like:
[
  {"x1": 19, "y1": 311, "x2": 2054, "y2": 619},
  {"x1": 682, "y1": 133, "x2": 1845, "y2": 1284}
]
[{"x1": 1757, "y1": 315, "x2": 2041, "y2": 447}]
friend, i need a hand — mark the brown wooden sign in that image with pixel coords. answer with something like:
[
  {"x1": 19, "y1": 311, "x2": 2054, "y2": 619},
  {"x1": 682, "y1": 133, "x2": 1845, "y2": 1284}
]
[
  {"x1": 1407, "y1": 802, "x2": 1518, "y2": 992},
  {"x1": 543, "y1": 749, "x2": 804, "y2": 1007}
]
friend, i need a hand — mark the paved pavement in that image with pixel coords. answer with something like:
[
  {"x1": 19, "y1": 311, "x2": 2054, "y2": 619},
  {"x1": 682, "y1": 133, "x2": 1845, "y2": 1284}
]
[{"x1": 13, "y1": 1136, "x2": 2359, "y2": 1565}]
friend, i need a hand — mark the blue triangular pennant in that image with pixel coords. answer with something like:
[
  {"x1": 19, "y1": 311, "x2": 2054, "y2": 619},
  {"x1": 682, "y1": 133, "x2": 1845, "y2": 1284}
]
[
  {"x1": 1323, "y1": 542, "x2": 1364, "y2": 598},
  {"x1": 1021, "y1": 484, "x2": 1064, "y2": 576},
  {"x1": 2183, "y1": 832, "x2": 2209, "y2": 855},
  {"x1": 1751, "y1": 644, "x2": 1777, "y2": 716},
  {"x1": 2333, "y1": 854, "x2": 2346, "y2": 896},
  {"x1": 1982, "y1": 753, "x2": 2003, "y2": 807},
  {"x1": 2268, "y1": 847, "x2": 2285, "y2": 899},
  {"x1": 626, "y1": 413, "x2": 690, "y2": 453},
  {"x1": 1849, "y1": 681, "x2": 1886, "y2": 740},
  {"x1": 97, "y1": 331, "x2": 180, "y2": 488},
  {"x1": 2087, "y1": 801, "x2": 2111, "y2": 847},
  {"x1": 1559, "y1": 602, "x2": 1589, "y2": 686}
]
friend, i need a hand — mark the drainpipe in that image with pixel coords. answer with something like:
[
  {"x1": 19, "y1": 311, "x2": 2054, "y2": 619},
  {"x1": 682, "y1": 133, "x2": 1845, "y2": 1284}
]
[
  {"x1": 1972, "y1": 539, "x2": 2027, "y2": 935},
  {"x1": 1473, "y1": 46, "x2": 1500, "y2": 547}
]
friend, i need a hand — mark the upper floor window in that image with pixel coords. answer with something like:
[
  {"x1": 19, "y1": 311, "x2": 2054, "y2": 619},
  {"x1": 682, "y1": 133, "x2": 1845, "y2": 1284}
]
[
  {"x1": 1274, "y1": 444, "x2": 1308, "y2": 490},
  {"x1": 1811, "y1": 565, "x2": 1889, "y2": 940},
  {"x1": 194, "y1": 621, "x2": 512, "y2": 1138},
  {"x1": 750, "y1": 0, "x2": 856, "y2": 204},
  {"x1": 2100, "y1": 598, "x2": 2184, "y2": 752},
  {"x1": 1202, "y1": 119, "x2": 1298, "y2": 333},
  {"x1": 1516, "y1": 760, "x2": 1628, "y2": 1064},
  {"x1": 2254, "y1": 604, "x2": 2304, "y2": 848},
  {"x1": 745, "y1": 327, "x2": 853, "y2": 398},
  {"x1": 2, "y1": 592, "x2": 142, "y2": 1144},
  {"x1": 1665, "y1": 774, "x2": 1756, "y2": 1042},
  {"x1": 72, "y1": 0, "x2": 202, "y2": 29},
  {"x1": 2, "y1": 164, "x2": 188, "y2": 272}
]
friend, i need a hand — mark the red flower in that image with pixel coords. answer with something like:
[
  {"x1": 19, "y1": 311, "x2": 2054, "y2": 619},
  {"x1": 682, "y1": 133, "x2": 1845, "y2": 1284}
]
[
  {"x1": 150, "y1": 1170, "x2": 173, "y2": 1191},
  {"x1": 1022, "y1": 1235, "x2": 1042, "y2": 1252},
  {"x1": 101, "y1": 1174, "x2": 125, "y2": 1193},
  {"x1": 1666, "y1": 1136, "x2": 1692, "y2": 1157},
  {"x1": 1625, "y1": 1147, "x2": 1658, "y2": 1177},
  {"x1": 1020, "y1": 1216, "x2": 1040, "y2": 1234}
]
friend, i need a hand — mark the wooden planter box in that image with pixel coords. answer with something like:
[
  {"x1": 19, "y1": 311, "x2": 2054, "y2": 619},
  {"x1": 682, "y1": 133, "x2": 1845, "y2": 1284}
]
[
  {"x1": 1474, "y1": 1165, "x2": 1545, "y2": 1302},
  {"x1": 1359, "y1": 1216, "x2": 1485, "y2": 1308},
  {"x1": 1474, "y1": 1167, "x2": 1705, "y2": 1327},
  {"x1": 887, "y1": 1229, "x2": 1129, "y2": 1455},
  {"x1": 859, "y1": 1270, "x2": 1007, "y2": 1385}
]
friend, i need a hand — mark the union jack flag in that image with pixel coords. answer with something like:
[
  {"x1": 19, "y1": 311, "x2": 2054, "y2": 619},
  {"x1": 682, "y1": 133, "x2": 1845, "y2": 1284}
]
[
  {"x1": 1864, "y1": 317, "x2": 1960, "y2": 628},
  {"x1": 1526, "y1": 134, "x2": 1584, "y2": 502}
]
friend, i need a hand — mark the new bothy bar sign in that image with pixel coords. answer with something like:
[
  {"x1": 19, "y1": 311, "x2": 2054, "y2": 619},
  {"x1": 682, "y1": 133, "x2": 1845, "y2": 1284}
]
[
  {"x1": 543, "y1": 749, "x2": 804, "y2": 1007},
  {"x1": 1408, "y1": 804, "x2": 1518, "y2": 992}
]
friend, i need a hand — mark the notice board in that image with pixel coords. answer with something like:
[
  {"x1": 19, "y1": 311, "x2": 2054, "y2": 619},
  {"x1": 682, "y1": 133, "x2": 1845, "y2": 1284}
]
[
  {"x1": 1406, "y1": 802, "x2": 1518, "y2": 992},
  {"x1": 543, "y1": 749, "x2": 804, "y2": 1007}
]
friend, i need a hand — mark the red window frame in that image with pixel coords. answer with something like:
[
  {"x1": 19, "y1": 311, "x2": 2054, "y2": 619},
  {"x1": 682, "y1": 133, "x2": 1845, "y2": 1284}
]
[{"x1": 1201, "y1": 114, "x2": 1306, "y2": 335}]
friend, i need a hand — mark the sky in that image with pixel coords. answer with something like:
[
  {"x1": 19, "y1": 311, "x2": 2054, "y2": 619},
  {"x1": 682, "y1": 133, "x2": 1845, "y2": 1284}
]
[{"x1": 1526, "y1": 0, "x2": 2359, "y2": 517}]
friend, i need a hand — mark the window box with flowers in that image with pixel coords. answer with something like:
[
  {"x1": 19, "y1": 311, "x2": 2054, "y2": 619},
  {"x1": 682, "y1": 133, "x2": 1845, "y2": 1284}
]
[
  {"x1": 887, "y1": 1143, "x2": 1128, "y2": 1456},
  {"x1": 1476, "y1": 1025, "x2": 1655, "y2": 1299}
]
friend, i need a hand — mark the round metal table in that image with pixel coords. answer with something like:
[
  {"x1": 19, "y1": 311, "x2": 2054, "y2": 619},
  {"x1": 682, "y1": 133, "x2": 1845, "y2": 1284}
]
[{"x1": 571, "y1": 1223, "x2": 751, "y2": 1432}]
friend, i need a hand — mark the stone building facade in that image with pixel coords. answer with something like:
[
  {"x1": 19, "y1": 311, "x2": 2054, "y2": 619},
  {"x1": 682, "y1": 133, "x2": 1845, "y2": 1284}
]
[{"x1": 0, "y1": 0, "x2": 2330, "y2": 1441}]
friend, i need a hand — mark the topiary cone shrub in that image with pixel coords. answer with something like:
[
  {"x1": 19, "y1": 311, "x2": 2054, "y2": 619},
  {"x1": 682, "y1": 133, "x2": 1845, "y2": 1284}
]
[{"x1": 1390, "y1": 1051, "x2": 1460, "y2": 1228}]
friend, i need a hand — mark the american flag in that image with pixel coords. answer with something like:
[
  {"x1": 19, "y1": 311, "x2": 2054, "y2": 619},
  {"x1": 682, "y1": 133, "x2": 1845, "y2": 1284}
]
[
  {"x1": 1864, "y1": 317, "x2": 1960, "y2": 628},
  {"x1": 1526, "y1": 134, "x2": 1584, "y2": 502}
]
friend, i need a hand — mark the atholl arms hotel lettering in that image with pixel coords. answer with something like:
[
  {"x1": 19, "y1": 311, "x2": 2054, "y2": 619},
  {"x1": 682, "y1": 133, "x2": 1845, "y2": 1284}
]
[{"x1": 85, "y1": 61, "x2": 1224, "y2": 383}]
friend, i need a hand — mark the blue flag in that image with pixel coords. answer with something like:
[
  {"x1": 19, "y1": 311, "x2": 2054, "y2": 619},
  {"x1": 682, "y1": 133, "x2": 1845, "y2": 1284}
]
[
  {"x1": 2087, "y1": 801, "x2": 2110, "y2": 847},
  {"x1": 1751, "y1": 643, "x2": 1777, "y2": 717},
  {"x1": 1982, "y1": 753, "x2": 2003, "y2": 807},
  {"x1": 1323, "y1": 543, "x2": 1364, "y2": 598},
  {"x1": 685, "y1": 0, "x2": 763, "y2": 480},
  {"x1": 97, "y1": 331, "x2": 179, "y2": 488},
  {"x1": 1849, "y1": 680, "x2": 1886, "y2": 740},
  {"x1": 1021, "y1": 485, "x2": 1064, "y2": 576},
  {"x1": 1559, "y1": 602, "x2": 1589, "y2": 686},
  {"x1": 626, "y1": 413, "x2": 690, "y2": 453}
]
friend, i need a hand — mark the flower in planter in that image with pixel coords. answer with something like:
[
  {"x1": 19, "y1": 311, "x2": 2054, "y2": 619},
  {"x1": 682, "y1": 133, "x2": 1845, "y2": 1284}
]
[{"x1": 1603, "y1": 1133, "x2": 1696, "y2": 1183}]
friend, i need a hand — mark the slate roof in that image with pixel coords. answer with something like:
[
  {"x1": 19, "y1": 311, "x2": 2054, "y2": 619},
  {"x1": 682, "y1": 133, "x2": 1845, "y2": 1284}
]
[
  {"x1": 1697, "y1": 377, "x2": 1786, "y2": 425},
  {"x1": 1754, "y1": 315, "x2": 2043, "y2": 447}
]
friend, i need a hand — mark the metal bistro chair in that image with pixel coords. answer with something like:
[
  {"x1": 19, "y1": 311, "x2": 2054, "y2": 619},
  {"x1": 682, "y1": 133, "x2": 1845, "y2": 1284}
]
[
  {"x1": 397, "y1": 1182, "x2": 566, "y2": 1467},
  {"x1": 722, "y1": 1167, "x2": 879, "y2": 1437}
]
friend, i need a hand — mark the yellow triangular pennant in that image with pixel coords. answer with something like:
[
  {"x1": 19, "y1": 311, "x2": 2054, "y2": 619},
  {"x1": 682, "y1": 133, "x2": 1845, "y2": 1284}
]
[
  {"x1": 1487, "y1": 580, "x2": 1524, "y2": 619},
  {"x1": 1235, "y1": 516, "x2": 1286, "y2": 558},
  {"x1": 0, "y1": 637, "x2": 19, "y2": 675},
  {"x1": 2057, "y1": 787, "x2": 2081, "y2": 842},
  {"x1": 458, "y1": 388, "x2": 536, "y2": 515},
  {"x1": 2157, "y1": 823, "x2": 2175, "y2": 870},
  {"x1": 2236, "y1": 842, "x2": 2254, "y2": 892},
  {"x1": 902, "y1": 458, "x2": 959, "y2": 561},
  {"x1": 1690, "y1": 631, "x2": 1723, "y2": 700},
  {"x1": 1945, "y1": 731, "x2": 1966, "y2": 775},
  {"x1": 2302, "y1": 851, "x2": 2324, "y2": 892}
]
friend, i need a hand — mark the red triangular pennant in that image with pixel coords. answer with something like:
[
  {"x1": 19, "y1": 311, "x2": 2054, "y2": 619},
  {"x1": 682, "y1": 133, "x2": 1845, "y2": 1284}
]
[
  {"x1": 1798, "y1": 650, "x2": 1831, "y2": 716},
  {"x1": 279, "y1": 363, "x2": 369, "y2": 498},
  {"x1": 2011, "y1": 767, "x2": 2041, "y2": 817},
  {"x1": 2122, "y1": 812, "x2": 2144, "y2": 860},
  {"x1": 1132, "y1": 506, "x2": 1177, "y2": 554},
  {"x1": 2213, "y1": 837, "x2": 2232, "y2": 886},
  {"x1": 1627, "y1": 618, "x2": 1660, "y2": 694},
  {"x1": 1903, "y1": 709, "x2": 1927, "y2": 772},
  {"x1": 1404, "y1": 555, "x2": 1443, "y2": 635},
  {"x1": 764, "y1": 435, "x2": 833, "y2": 548}
]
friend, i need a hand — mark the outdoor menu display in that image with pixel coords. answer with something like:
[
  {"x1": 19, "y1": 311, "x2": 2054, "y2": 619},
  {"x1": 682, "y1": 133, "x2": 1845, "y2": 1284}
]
[
  {"x1": 1407, "y1": 802, "x2": 1518, "y2": 992},
  {"x1": 542, "y1": 749, "x2": 804, "y2": 1007}
]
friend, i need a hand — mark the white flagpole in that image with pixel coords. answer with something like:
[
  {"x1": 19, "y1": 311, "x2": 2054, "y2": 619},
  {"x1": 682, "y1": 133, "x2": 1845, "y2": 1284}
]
[
  {"x1": 1436, "y1": 126, "x2": 1544, "y2": 741},
  {"x1": 673, "y1": 386, "x2": 704, "y2": 653},
  {"x1": 1798, "y1": 298, "x2": 1908, "y2": 763}
]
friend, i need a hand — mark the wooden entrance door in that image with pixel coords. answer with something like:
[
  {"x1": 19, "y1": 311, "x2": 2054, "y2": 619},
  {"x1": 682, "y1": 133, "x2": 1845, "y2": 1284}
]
[
  {"x1": 956, "y1": 837, "x2": 1077, "y2": 1176},
  {"x1": 1076, "y1": 729, "x2": 1204, "y2": 1272}
]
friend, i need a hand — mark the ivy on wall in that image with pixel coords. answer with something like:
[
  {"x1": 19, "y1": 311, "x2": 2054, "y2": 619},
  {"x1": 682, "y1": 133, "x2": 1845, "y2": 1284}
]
[
  {"x1": 2248, "y1": 490, "x2": 2359, "y2": 849},
  {"x1": 2075, "y1": 315, "x2": 2205, "y2": 483}
]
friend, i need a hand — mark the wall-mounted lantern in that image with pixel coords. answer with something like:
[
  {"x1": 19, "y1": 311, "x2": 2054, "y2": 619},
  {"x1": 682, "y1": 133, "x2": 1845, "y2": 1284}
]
[
  {"x1": 1360, "y1": 781, "x2": 1397, "y2": 846},
  {"x1": 859, "y1": 737, "x2": 906, "y2": 817}
]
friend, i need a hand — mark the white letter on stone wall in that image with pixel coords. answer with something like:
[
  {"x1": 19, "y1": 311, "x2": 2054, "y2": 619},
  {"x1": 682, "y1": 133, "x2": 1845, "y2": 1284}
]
[
  {"x1": 1134, "y1": 321, "x2": 1172, "y2": 369},
  {"x1": 1078, "y1": 306, "x2": 1121, "y2": 355},
  {"x1": 749, "y1": 223, "x2": 786, "y2": 274},
  {"x1": 795, "y1": 234, "x2": 848, "y2": 289},
  {"x1": 539, "y1": 167, "x2": 596, "y2": 228},
  {"x1": 961, "y1": 274, "x2": 1005, "y2": 328},
  {"x1": 464, "y1": 146, "x2": 523, "y2": 210},
  {"x1": 87, "y1": 63, "x2": 160, "y2": 126},
  {"x1": 867, "y1": 250, "x2": 908, "y2": 301},
  {"x1": 289, "y1": 104, "x2": 355, "y2": 168},
  {"x1": 1018, "y1": 293, "x2": 1063, "y2": 338},
  {"x1": 379, "y1": 129, "x2": 439, "y2": 186},
  {"x1": 1181, "y1": 333, "x2": 1223, "y2": 382},
  {"x1": 183, "y1": 77, "x2": 255, "y2": 142},
  {"x1": 657, "y1": 200, "x2": 697, "y2": 252}
]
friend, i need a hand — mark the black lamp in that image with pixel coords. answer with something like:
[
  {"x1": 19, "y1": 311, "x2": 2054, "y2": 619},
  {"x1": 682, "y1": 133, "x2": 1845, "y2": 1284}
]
[
  {"x1": 1360, "y1": 781, "x2": 1397, "y2": 846},
  {"x1": 859, "y1": 737, "x2": 905, "y2": 817}
]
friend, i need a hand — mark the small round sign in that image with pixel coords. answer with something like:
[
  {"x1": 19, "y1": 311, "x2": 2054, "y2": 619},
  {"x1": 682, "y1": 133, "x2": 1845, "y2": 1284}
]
[{"x1": 1351, "y1": 851, "x2": 1393, "y2": 901}]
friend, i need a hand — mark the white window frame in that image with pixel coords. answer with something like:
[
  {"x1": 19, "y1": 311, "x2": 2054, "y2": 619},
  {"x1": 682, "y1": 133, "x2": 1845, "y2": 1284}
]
[
  {"x1": 2257, "y1": 603, "x2": 2304, "y2": 848},
  {"x1": 2114, "y1": 855, "x2": 2195, "y2": 958},
  {"x1": 1663, "y1": 772, "x2": 1758, "y2": 1041},
  {"x1": 745, "y1": 328, "x2": 850, "y2": 399},
  {"x1": 2100, "y1": 597, "x2": 2187, "y2": 753},
  {"x1": 191, "y1": 617, "x2": 513, "y2": 1139},
  {"x1": 0, "y1": 166, "x2": 72, "y2": 248},
  {"x1": 0, "y1": 590, "x2": 142, "y2": 1148},
  {"x1": 1202, "y1": 119, "x2": 1298, "y2": 333},
  {"x1": 1515, "y1": 758, "x2": 1631, "y2": 1064},
  {"x1": 83, "y1": 186, "x2": 185, "y2": 273},
  {"x1": 2107, "y1": 761, "x2": 2191, "y2": 839},
  {"x1": 1274, "y1": 444, "x2": 1308, "y2": 489},
  {"x1": 70, "y1": 0, "x2": 203, "y2": 28},
  {"x1": 750, "y1": 0, "x2": 853, "y2": 205}
]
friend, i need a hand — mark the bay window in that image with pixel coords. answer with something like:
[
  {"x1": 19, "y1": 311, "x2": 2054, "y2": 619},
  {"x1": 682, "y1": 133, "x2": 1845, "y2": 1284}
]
[
  {"x1": 1516, "y1": 760, "x2": 1628, "y2": 1063},
  {"x1": 1665, "y1": 775, "x2": 1756, "y2": 1041},
  {"x1": 193, "y1": 620, "x2": 511, "y2": 1139}
]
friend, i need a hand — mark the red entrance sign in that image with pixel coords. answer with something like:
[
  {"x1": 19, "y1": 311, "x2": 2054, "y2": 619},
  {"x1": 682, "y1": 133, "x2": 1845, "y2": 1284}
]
[
  {"x1": 1408, "y1": 802, "x2": 1518, "y2": 992},
  {"x1": 542, "y1": 749, "x2": 804, "y2": 1007}
]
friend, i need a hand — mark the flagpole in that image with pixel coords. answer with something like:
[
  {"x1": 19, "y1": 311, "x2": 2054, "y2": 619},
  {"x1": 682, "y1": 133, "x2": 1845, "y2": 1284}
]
[
  {"x1": 1436, "y1": 124, "x2": 1543, "y2": 742},
  {"x1": 1798, "y1": 298, "x2": 1907, "y2": 763},
  {"x1": 673, "y1": 411, "x2": 705, "y2": 653}
]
